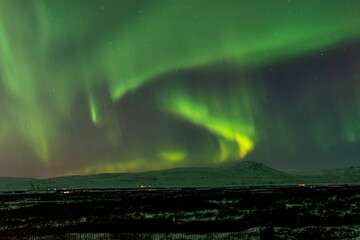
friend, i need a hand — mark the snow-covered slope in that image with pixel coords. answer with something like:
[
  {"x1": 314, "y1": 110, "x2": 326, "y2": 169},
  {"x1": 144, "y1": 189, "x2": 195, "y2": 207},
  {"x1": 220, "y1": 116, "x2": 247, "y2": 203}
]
[
  {"x1": 0, "y1": 177, "x2": 38, "y2": 192},
  {"x1": 0, "y1": 161, "x2": 359, "y2": 192},
  {"x1": 294, "y1": 165, "x2": 360, "y2": 184}
]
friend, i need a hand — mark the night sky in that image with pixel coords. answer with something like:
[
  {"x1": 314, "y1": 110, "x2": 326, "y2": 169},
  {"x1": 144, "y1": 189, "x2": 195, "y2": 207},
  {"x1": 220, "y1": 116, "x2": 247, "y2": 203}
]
[{"x1": 0, "y1": 0, "x2": 359, "y2": 178}]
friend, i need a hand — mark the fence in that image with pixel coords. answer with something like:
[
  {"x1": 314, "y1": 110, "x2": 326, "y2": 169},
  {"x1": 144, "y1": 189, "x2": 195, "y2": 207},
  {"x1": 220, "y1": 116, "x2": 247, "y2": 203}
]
[{"x1": 0, "y1": 228, "x2": 262, "y2": 240}]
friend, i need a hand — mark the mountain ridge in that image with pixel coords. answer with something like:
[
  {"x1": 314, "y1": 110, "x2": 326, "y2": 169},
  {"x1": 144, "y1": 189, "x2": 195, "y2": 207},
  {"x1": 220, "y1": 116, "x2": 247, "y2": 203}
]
[{"x1": 0, "y1": 161, "x2": 359, "y2": 192}]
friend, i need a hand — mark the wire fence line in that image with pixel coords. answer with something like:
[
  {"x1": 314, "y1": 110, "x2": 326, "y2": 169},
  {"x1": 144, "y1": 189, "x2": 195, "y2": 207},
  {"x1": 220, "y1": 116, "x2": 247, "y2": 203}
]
[{"x1": 0, "y1": 228, "x2": 262, "y2": 240}]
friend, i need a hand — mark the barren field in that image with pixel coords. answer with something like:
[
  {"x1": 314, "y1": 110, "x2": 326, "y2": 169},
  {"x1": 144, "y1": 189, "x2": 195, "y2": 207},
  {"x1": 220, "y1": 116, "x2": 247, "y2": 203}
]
[{"x1": 1, "y1": 186, "x2": 360, "y2": 239}]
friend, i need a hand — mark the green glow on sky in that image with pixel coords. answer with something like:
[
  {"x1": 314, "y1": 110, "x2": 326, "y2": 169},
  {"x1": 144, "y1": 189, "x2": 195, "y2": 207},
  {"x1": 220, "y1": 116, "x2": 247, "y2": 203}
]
[
  {"x1": 69, "y1": 158, "x2": 149, "y2": 176},
  {"x1": 157, "y1": 78, "x2": 259, "y2": 161},
  {"x1": 0, "y1": 0, "x2": 359, "y2": 177},
  {"x1": 100, "y1": 0, "x2": 360, "y2": 101},
  {"x1": 159, "y1": 151, "x2": 187, "y2": 162},
  {"x1": 89, "y1": 94, "x2": 100, "y2": 125}
]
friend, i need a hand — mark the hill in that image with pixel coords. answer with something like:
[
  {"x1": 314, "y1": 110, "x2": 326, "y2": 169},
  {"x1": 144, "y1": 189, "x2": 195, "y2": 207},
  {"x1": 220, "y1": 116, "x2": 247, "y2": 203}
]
[
  {"x1": 294, "y1": 165, "x2": 360, "y2": 184},
  {"x1": 1, "y1": 161, "x2": 359, "y2": 192}
]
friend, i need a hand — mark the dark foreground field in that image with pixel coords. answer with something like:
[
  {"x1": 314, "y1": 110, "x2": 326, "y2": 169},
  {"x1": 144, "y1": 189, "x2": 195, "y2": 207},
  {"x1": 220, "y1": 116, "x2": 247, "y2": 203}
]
[{"x1": 1, "y1": 186, "x2": 360, "y2": 239}]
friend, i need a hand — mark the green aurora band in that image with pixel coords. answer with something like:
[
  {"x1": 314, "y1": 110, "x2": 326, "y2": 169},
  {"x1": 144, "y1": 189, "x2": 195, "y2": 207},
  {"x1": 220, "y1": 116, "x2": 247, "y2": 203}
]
[{"x1": 0, "y1": 0, "x2": 359, "y2": 177}]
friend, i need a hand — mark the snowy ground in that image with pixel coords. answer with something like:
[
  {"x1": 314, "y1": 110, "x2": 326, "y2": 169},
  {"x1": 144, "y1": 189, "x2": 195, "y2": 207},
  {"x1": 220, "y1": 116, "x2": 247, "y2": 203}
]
[
  {"x1": 1, "y1": 186, "x2": 360, "y2": 239},
  {"x1": 1, "y1": 162, "x2": 360, "y2": 239}
]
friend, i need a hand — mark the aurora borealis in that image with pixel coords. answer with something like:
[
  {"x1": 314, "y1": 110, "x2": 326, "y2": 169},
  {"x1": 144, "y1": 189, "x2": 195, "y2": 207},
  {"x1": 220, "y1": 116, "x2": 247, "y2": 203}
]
[{"x1": 0, "y1": 0, "x2": 359, "y2": 178}]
